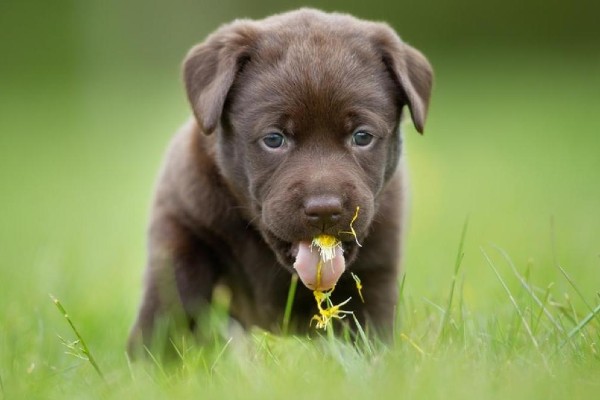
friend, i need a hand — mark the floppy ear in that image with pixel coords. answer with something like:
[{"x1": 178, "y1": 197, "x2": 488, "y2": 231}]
[
  {"x1": 371, "y1": 25, "x2": 433, "y2": 134},
  {"x1": 183, "y1": 20, "x2": 259, "y2": 134}
]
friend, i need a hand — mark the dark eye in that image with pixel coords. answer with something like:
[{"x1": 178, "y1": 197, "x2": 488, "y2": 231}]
[
  {"x1": 262, "y1": 132, "x2": 285, "y2": 149},
  {"x1": 352, "y1": 131, "x2": 374, "y2": 147}
]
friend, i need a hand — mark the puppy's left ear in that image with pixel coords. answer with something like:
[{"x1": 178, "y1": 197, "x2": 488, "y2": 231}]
[
  {"x1": 183, "y1": 20, "x2": 259, "y2": 134},
  {"x1": 372, "y1": 25, "x2": 433, "y2": 134}
]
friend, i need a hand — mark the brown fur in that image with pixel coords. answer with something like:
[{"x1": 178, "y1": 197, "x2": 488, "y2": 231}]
[{"x1": 128, "y1": 8, "x2": 433, "y2": 355}]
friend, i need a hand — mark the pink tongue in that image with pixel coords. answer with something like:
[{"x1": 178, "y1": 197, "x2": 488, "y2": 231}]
[{"x1": 293, "y1": 241, "x2": 345, "y2": 291}]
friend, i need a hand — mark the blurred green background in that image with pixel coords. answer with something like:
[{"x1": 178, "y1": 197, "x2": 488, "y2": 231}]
[{"x1": 1, "y1": 0, "x2": 599, "y2": 371}]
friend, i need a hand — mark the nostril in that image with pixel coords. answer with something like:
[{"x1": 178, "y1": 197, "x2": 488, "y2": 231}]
[
  {"x1": 305, "y1": 213, "x2": 342, "y2": 222},
  {"x1": 303, "y1": 195, "x2": 343, "y2": 226}
]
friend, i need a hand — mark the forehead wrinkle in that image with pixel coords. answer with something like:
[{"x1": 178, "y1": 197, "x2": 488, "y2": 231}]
[
  {"x1": 232, "y1": 29, "x2": 398, "y2": 134},
  {"x1": 273, "y1": 66, "x2": 383, "y2": 123}
]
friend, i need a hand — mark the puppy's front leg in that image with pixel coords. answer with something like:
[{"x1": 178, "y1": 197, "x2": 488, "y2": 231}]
[{"x1": 128, "y1": 215, "x2": 220, "y2": 357}]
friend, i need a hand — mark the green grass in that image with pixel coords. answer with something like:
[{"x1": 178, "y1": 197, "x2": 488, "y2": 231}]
[{"x1": 1, "y1": 48, "x2": 599, "y2": 398}]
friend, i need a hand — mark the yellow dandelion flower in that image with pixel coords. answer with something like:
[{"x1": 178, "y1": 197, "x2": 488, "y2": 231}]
[
  {"x1": 311, "y1": 234, "x2": 341, "y2": 262},
  {"x1": 311, "y1": 289, "x2": 352, "y2": 330},
  {"x1": 351, "y1": 272, "x2": 364, "y2": 303},
  {"x1": 339, "y1": 206, "x2": 362, "y2": 247},
  {"x1": 308, "y1": 206, "x2": 364, "y2": 330}
]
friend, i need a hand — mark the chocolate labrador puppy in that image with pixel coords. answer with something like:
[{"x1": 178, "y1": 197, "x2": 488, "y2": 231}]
[{"x1": 128, "y1": 8, "x2": 432, "y2": 354}]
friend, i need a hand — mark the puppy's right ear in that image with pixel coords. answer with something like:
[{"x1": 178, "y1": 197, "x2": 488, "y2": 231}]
[{"x1": 183, "y1": 21, "x2": 259, "y2": 134}]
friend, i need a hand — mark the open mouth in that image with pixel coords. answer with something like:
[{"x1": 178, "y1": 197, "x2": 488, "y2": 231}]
[
  {"x1": 264, "y1": 230, "x2": 359, "y2": 291},
  {"x1": 291, "y1": 239, "x2": 344, "y2": 291}
]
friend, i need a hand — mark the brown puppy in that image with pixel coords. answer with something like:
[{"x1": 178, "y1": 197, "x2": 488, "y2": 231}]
[{"x1": 128, "y1": 8, "x2": 432, "y2": 354}]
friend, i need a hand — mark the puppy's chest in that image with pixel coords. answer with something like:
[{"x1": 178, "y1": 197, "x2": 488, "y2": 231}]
[{"x1": 222, "y1": 229, "x2": 290, "y2": 317}]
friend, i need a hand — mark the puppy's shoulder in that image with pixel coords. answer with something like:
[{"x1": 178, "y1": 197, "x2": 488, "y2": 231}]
[{"x1": 151, "y1": 118, "x2": 227, "y2": 227}]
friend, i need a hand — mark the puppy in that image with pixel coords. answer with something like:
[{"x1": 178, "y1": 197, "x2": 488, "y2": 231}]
[{"x1": 128, "y1": 8, "x2": 432, "y2": 354}]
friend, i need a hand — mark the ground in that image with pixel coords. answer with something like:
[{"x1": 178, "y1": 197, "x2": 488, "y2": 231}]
[{"x1": 0, "y1": 47, "x2": 599, "y2": 399}]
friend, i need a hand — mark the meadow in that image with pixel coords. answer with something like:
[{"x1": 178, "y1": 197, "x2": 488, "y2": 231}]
[{"x1": 1, "y1": 44, "x2": 599, "y2": 398}]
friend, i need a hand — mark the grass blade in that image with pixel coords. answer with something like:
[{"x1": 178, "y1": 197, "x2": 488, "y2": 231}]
[
  {"x1": 482, "y1": 248, "x2": 542, "y2": 354},
  {"x1": 394, "y1": 272, "x2": 407, "y2": 345},
  {"x1": 210, "y1": 338, "x2": 233, "y2": 376},
  {"x1": 492, "y1": 245, "x2": 565, "y2": 335},
  {"x1": 400, "y1": 333, "x2": 425, "y2": 357},
  {"x1": 437, "y1": 218, "x2": 469, "y2": 343},
  {"x1": 351, "y1": 314, "x2": 374, "y2": 356},
  {"x1": 532, "y1": 284, "x2": 554, "y2": 335},
  {"x1": 550, "y1": 217, "x2": 595, "y2": 313},
  {"x1": 144, "y1": 347, "x2": 168, "y2": 381},
  {"x1": 398, "y1": 272, "x2": 407, "y2": 302},
  {"x1": 282, "y1": 274, "x2": 299, "y2": 335},
  {"x1": 170, "y1": 337, "x2": 186, "y2": 362},
  {"x1": 50, "y1": 294, "x2": 105, "y2": 382},
  {"x1": 555, "y1": 264, "x2": 595, "y2": 314},
  {"x1": 560, "y1": 302, "x2": 600, "y2": 349},
  {"x1": 125, "y1": 351, "x2": 136, "y2": 382}
]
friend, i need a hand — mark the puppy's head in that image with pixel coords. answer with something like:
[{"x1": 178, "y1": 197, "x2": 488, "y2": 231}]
[{"x1": 183, "y1": 9, "x2": 432, "y2": 285}]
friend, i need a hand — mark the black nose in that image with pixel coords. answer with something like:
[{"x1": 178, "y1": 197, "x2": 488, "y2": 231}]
[{"x1": 303, "y1": 195, "x2": 343, "y2": 228}]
